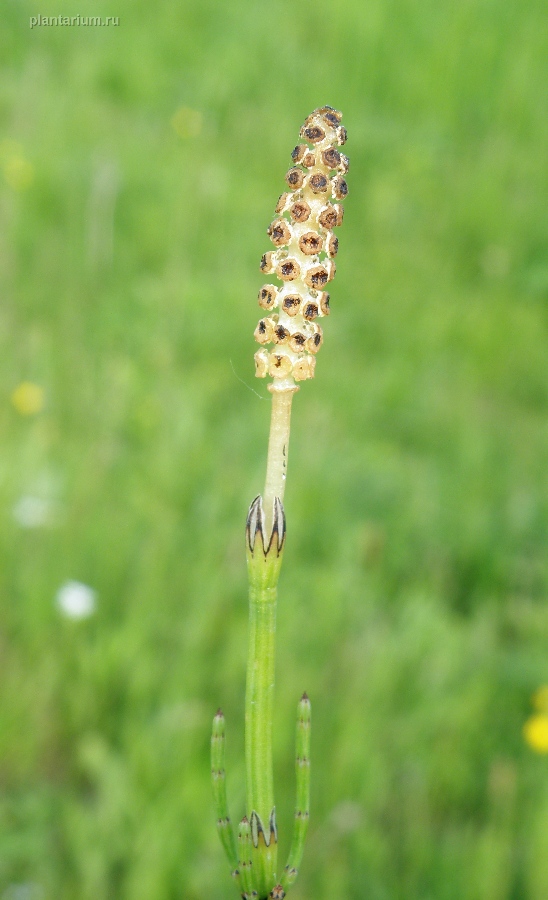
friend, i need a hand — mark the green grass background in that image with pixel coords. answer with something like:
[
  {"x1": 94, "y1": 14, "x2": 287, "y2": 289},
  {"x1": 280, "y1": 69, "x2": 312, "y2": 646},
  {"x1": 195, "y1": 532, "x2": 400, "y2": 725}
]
[{"x1": 1, "y1": 0, "x2": 548, "y2": 896}]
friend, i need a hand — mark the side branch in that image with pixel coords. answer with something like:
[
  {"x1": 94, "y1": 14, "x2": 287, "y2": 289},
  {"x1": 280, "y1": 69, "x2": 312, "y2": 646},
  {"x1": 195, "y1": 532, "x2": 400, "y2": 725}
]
[
  {"x1": 281, "y1": 693, "x2": 311, "y2": 889},
  {"x1": 211, "y1": 710, "x2": 239, "y2": 877},
  {"x1": 238, "y1": 817, "x2": 256, "y2": 898}
]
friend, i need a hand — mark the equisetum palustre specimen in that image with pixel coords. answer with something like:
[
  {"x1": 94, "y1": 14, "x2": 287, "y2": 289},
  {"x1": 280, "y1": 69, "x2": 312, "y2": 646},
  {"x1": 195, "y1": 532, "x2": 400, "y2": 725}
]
[{"x1": 211, "y1": 106, "x2": 348, "y2": 900}]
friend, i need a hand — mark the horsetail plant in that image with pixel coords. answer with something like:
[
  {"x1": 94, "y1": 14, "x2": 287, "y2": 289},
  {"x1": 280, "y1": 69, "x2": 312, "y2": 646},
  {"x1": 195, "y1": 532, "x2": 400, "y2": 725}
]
[{"x1": 211, "y1": 106, "x2": 348, "y2": 900}]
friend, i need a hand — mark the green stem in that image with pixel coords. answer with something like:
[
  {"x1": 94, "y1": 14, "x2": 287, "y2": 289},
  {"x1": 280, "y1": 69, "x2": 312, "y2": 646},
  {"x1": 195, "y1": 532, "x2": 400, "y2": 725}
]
[
  {"x1": 245, "y1": 496, "x2": 285, "y2": 896},
  {"x1": 246, "y1": 581, "x2": 278, "y2": 895},
  {"x1": 246, "y1": 584, "x2": 276, "y2": 824},
  {"x1": 244, "y1": 383, "x2": 294, "y2": 896}
]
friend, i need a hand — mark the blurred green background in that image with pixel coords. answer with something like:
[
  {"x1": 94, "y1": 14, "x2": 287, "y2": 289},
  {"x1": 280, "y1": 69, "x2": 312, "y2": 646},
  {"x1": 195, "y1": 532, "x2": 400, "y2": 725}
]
[{"x1": 1, "y1": 0, "x2": 548, "y2": 897}]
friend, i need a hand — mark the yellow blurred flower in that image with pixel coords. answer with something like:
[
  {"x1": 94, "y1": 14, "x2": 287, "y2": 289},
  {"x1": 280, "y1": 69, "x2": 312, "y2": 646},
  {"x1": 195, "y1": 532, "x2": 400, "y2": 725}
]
[
  {"x1": 532, "y1": 685, "x2": 548, "y2": 713},
  {"x1": 524, "y1": 713, "x2": 548, "y2": 754},
  {"x1": 11, "y1": 382, "x2": 44, "y2": 415},
  {"x1": 3, "y1": 155, "x2": 35, "y2": 191},
  {"x1": 171, "y1": 106, "x2": 203, "y2": 140}
]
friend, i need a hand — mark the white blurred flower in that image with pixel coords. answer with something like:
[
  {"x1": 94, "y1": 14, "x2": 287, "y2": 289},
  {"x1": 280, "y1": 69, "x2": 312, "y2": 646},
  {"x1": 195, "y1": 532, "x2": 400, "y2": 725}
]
[
  {"x1": 12, "y1": 495, "x2": 52, "y2": 528},
  {"x1": 328, "y1": 800, "x2": 363, "y2": 835},
  {"x1": 56, "y1": 581, "x2": 96, "y2": 619},
  {"x1": 2, "y1": 885, "x2": 44, "y2": 900}
]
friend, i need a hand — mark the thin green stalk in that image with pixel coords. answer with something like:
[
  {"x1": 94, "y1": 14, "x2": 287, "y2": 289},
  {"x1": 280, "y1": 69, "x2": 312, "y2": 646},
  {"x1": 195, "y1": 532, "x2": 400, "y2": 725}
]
[
  {"x1": 263, "y1": 386, "x2": 297, "y2": 535},
  {"x1": 210, "y1": 709, "x2": 239, "y2": 877},
  {"x1": 281, "y1": 694, "x2": 311, "y2": 889}
]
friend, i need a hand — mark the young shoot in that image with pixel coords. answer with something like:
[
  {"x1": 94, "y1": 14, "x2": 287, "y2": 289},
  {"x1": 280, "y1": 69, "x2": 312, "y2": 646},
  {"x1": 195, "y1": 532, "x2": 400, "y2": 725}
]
[{"x1": 212, "y1": 106, "x2": 348, "y2": 900}]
